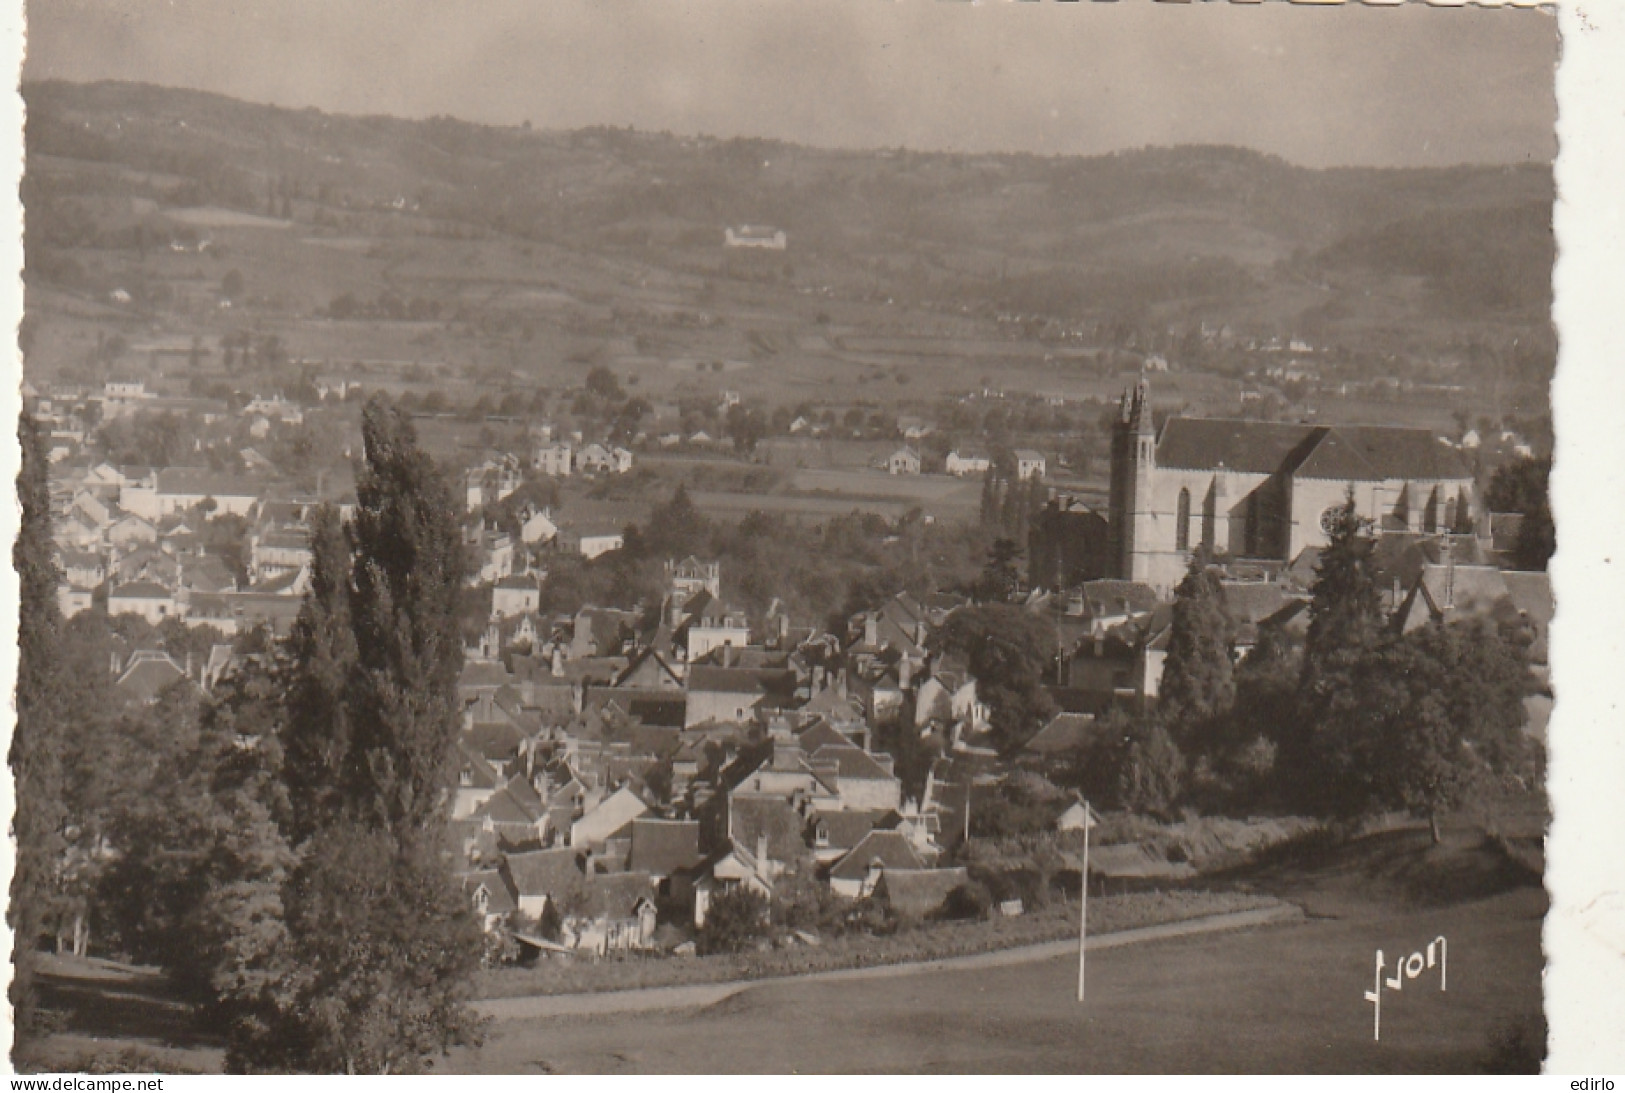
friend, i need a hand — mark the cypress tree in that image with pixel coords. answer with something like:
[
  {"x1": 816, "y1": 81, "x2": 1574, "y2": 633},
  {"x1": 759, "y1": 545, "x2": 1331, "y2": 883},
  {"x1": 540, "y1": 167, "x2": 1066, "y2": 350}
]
[
  {"x1": 1158, "y1": 560, "x2": 1236, "y2": 744},
  {"x1": 280, "y1": 503, "x2": 358, "y2": 842},
  {"x1": 10, "y1": 413, "x2": 66, "y2": 1035}
]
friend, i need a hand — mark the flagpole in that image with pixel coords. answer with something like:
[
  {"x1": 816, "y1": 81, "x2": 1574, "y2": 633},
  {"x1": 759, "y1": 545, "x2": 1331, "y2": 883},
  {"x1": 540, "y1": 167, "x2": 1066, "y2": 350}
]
[{"x1": 1077, "y1": 798, "x2": 1090, "y2": 1003}]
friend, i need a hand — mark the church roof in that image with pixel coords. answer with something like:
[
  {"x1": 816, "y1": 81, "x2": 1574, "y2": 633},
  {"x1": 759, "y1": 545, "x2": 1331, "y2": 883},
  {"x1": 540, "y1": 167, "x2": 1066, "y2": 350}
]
[{"x1": 1156, "y1": 418, "x2": 1468, "y2": 482}]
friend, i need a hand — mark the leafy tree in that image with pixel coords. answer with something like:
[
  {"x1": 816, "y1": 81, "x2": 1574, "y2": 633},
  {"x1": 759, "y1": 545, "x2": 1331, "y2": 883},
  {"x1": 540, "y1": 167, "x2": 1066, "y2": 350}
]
[
  {"x1": 584, "y1": 364, "x2": 624, "y2": 402},
  {"x1": 1288, "y1": 492, "x2": 1385, "y2": 796},
  {"x1": 1222, "y1": 625, "x2": 1301, "y2": 800},
  {"x1": 1157, "y1": 561, "x2": 1235, "y2": 743},
  {"x1": 935, "y1": 604, "x2": 1057, "y2": 751},
  {"x1": 226, "y1": 824, "x2": 483, "y2": 1074},
  {"x1": 1486, "y1": 457, "x2": 1554, "y2": 571},
  {"x1": 641, "y1": 483, "x2": 711, "y2": 560},
  {"x1": 1314, "y1": 619, "x2": 1534, "y2": 840},
  {"x1": 10, "y1": 414, "x2": 66, "y2": 1033},
  {"x1": 1118, "y1": 721, "x2": 1185, "y2": 820},
  {"x1": 698, "y1": 886, "x2": 770, "y2": 955},
  {"x1": 974, "y1": 537, "x2": 1023, "y2": 603}
]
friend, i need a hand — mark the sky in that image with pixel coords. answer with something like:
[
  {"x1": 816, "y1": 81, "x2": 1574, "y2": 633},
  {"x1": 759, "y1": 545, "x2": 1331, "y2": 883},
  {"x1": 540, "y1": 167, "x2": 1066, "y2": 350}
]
[{"x1": 21, "y1": 0, "x2": 1558, "y2": 170}]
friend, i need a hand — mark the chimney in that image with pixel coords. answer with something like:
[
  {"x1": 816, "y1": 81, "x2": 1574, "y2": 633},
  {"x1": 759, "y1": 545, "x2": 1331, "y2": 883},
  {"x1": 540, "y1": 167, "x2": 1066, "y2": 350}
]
[
  {"x1": 185, "y1": 650, "x2": 194, "y2": 680},
  {"x1": 914, "y1": 618, "x2": 927, "y2": 646},
  {"x1": 864, "y1": 615, "x2": 879, "y2": 648},
  {"x1": 778, "y1": 613, "x2": 791, "y2": 646},
  {"x1": 899, "y1": 657, "x2": 912, "y2": 690},
  {"x1": 755, "y1": 831, "x2": 770, "y2": 874}
]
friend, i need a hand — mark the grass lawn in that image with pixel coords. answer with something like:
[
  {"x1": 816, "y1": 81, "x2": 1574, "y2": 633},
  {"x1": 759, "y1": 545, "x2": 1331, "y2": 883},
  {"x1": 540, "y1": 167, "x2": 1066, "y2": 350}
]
[{"x1": 457, "y1": 885, "x2": 1544, "y2": 1074}]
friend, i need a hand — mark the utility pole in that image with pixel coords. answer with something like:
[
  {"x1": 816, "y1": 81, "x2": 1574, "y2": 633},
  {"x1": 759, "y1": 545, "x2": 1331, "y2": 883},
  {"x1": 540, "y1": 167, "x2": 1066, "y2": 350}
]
[{"x1": 1077, "y1": 798, "x2": 1097, "y2": 1003}]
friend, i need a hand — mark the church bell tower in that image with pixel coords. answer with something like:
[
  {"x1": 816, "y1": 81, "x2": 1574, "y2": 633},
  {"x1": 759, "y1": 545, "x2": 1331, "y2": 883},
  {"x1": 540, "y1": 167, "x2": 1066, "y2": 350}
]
[{"x1": 1107, "y1": 377, "x2": 1157, "y2": 581}]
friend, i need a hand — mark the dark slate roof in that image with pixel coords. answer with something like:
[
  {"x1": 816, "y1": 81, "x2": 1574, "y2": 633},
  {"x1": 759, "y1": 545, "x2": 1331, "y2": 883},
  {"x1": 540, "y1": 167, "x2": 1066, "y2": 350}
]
[
  {"x1": 810, "y1": 744, "x2": 895, "y2": 782},
  {"x1": 1155, "y1": 418, "x2": 1468, "y2": 482},
  {"x1": 1079, "y1": 580, "x2": 1158, "y2": 617},
  {"x1": 727, "y1": 795, "x2": 808, "y2": 864},
  {"x1": 114, "y1": 654, "x2": 191, "y2": 704},
  {"x1": 687, "y1": 666, "x2": 797, "y2": 697},
  {"x1": 467, "y1": 721, "x2": 525, "y2": 763},
  {"x1": 581, "y1": 872, "x2": 656, "y2": 919},
  {"x1": 796, "y1": 720, "x2": 856, "y2": 754},
  {"x1": 1156, "y1": 419, "x2": 1326, "y2": 475},
  {"x1": 1220, "y1": 582, "x2": 1305, "y2": 625},
  {"x1": 628, "y1": 818, "x2": 703, "y2": 877},
  {"x1": 876, "y1": 867, "x2": 968, "y2": 919},
  {"x1": 809, "y1": 808, "x2": 891, "y2": 852},
  {"x1": 460, "y1": 869, "x2": 518, "y2": 916},
  {"x1": 829, "y1": 829, "x2": 925, "y2": 881},
  {"x1": 1023, "y1": 712, "x2": 1098, "y2": 756},
  {"x1": 110, "y1": 579, "x2": 172, "y2": 600},
  {"x1": 501, "y1": 847, "x2": 583, "y2": 898},
  {"x1": 1293, "y1": 425, "x2": 1468, "y2": 482}
]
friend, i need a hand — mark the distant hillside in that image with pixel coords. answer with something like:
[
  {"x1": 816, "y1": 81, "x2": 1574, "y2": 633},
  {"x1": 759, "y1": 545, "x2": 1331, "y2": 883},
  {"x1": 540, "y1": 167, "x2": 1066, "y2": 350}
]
[{"x1": 21, "y1": 79, "x2": 1555, "y2": 409}]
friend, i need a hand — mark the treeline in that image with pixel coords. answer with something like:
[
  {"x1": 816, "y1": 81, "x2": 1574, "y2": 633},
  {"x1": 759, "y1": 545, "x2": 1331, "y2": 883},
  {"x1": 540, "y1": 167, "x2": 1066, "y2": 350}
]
[
  {"x1": 10, "y1": 401, "x2": 487, "y2": 1072},
  {"x1": 535, "y1": 484, "x2": 989, "y2": 636},
  {"x1": 1060, "y1": 498, "x2": 1543, "y2": 836}
]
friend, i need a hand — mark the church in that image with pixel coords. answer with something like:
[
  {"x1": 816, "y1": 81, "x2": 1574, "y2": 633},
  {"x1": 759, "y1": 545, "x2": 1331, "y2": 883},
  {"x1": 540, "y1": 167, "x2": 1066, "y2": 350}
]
[{"x1": 1108, "y1": 379, "x2": 1476, "y2": 594}]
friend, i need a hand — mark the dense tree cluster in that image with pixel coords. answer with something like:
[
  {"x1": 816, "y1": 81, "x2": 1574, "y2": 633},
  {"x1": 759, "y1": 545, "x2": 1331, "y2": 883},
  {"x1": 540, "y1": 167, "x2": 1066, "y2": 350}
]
[
  {"x1": 10, "y1": 402, "x2": 485, "y2": 1072},
  {"x1": 1084, "y1": 493, "x2": 1544, "y2": 836}
]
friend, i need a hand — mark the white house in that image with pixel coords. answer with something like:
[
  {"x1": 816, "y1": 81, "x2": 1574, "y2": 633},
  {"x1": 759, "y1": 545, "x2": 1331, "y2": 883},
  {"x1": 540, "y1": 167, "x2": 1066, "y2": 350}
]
[
  {"x1": 492, "y1": 576, "x2": 541, "y2": 619},
  {"x1": 533, "y1": 443, "x2": 573, "y2": 477},
  {"x1": 1014, "y1": 450, "x2": 1047, "y2": 481},
  {"x1": 887, "y1": 447, "x2": 922, "y2": 476},
  {"x1": 109, "y1": 579, "x2": 177, "y2": 625},
  {"x1": 945, "y1": 450, "x2": 991, "y2": 477},
  {"x1": 517, "y1": 506, "x2": 558, "y2": 545}
]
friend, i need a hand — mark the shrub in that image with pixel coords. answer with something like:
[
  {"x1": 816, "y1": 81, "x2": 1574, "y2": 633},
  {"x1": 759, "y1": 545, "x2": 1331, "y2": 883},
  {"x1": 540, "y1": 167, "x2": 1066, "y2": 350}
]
[
  {"x1": 940, "y1": 881, "x2": 993, "y2": 921},
  {"x1": 697, "y1": 886, "x2": 770, "y2": 955}
]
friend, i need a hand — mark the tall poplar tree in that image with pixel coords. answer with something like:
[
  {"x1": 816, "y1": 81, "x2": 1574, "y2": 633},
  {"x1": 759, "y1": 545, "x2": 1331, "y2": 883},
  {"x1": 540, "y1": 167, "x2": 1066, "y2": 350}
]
[
  {"x1": 346, "y1": 398, "x2": 468, "y2": 837},
  {"x1": 230, "y1": 397, "x2": 482, "y2": 1073},
  {"x1": 10, "y1": 413, "x2": 66, "y2": 1034}
]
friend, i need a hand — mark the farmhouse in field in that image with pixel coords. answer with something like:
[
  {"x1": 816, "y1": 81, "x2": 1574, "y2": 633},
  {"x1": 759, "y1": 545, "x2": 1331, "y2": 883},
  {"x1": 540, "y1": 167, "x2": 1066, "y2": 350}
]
[{"x1": 724, "y1": 225, "x2": 787, "y2": 250}]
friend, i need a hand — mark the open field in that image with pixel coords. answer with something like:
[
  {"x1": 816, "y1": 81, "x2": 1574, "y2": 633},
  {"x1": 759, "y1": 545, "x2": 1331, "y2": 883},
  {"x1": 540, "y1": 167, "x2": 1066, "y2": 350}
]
[
  {"x1": 13, "y1": 822, "x2": 1544, "y2": 1074},
  {"x1": 457, "y1": 826, "x2": 1546, "y2": 1074}
]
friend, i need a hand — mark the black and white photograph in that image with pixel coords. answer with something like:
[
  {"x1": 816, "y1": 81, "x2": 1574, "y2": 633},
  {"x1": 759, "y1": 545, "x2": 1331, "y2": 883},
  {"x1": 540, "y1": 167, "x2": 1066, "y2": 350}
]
[{"x1": 5, "y1": 0, "x2": 1620, "y2": 1077}]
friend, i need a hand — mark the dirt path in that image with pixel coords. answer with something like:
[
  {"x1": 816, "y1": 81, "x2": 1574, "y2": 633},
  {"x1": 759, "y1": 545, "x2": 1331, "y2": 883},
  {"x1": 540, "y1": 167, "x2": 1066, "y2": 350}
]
[{"x1": 474, "y1": 903, "x2": 1303, "y2": 1022}]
